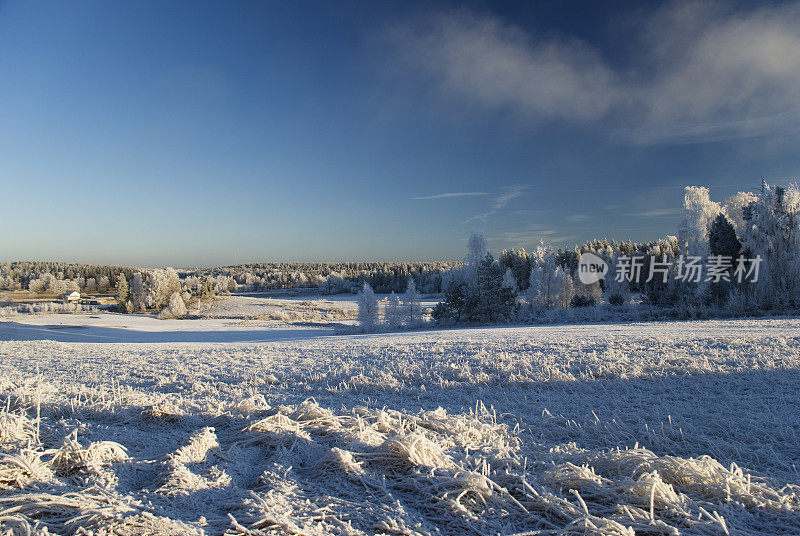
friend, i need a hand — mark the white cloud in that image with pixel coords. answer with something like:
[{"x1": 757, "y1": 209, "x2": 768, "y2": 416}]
[
  {"x1": 412, "y1": 191, "x2": 489, "y2": 200},
  {"x1": 464, "y1": 211, "x2": 493, "y2": 224},
  {"x1": 391, "y1": 12, "x2": 618, "y2": 121},
  {"x1": 498, "y1": 225, "x2": 575, "y2": 246},
  {"x1": 631, "y1": 208, "x2": 683, "y2": 217},
  {"x1": 491, "y1": 185, "x2": 526, "y2": 209},
  {"x1": 389, "y1": 1, "x2": 800, "y2": 144},
  {"x1": 465, "y1": 185, "x2": 527, "y2": 222},
  {"x1": 567, "y1": 214, "x2": 590, "y2": 222}
]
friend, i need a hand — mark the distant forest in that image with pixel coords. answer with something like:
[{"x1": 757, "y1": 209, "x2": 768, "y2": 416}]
[{"x1": 6, "y1": 181, "x2": 793, "y2": 323}]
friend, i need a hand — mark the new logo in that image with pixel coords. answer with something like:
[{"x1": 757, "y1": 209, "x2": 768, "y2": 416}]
[{"x1": 578, "y1": 252, "x2": 608, "y2": 284}]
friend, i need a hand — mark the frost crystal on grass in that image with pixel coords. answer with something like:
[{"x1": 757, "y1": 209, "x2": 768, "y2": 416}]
[{"x1": 0, "y1": 317, "x2": 799, "y2": 534}]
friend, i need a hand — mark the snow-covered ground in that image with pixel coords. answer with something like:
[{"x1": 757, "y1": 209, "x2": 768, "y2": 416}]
[
  {"x1": 185, "y1": 293, "x2": 440, "y2": 324},
  {"x1": 1, "y1": 314, "x2": 799, "y2": 534}
]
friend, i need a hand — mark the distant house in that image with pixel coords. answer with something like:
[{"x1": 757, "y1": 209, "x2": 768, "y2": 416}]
[{"x1": 64, "y1": 291, "x2": 81, "y2": 302}]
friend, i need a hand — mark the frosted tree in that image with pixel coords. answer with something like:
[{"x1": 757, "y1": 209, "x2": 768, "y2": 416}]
[
  {"x1": 678, "y1": 186, "x2": 722, "y2": 258},
  {"x1": 603, "y1": 256, "x2": 629, "y2": 305},
  {"x1": 130, "y1": 273, "x2": 146, "y2": 313},
  {"x1": 97, "y1": 275, "x2": 111, "y2": 292},
  {"x1": 115, "y1": 274, "x2": 129, "y2": 312},
  {"x1": 164, "y1": 268, "x2": 182, "y2": 304},
  {"x1": 434, "y1": 270, "x2": 470, "y2": 323},
  {"x1": 28, "y1": 277, "x2": 46, "y2": 294},
  {"x1": 402, "y1": 278, "x2": 422, "y2": 325},
  {"x1": 502, "y1": 267, "x2": 518, "y2": 294},
  {"x1": 227, "y1": 278, "x2": 239, "y2": 293},
  {"x1": 145, "y1": 268, "x2": 182, "y2": 311},
  {"x1": 741, "y1": 182, "x2": 800, "y2": 307},
  {"x1": 46, "y1": 274, "x2": 64, "y2": 294},
  {"x1": 555, "y1": 267, "x2": 574, "y2": 308},
  {"x1": 677, "y1": 186, "x2": 723, "y2": 301},
  {"x1": 84, "y1": 277, "x2": 97, "y2": 294},
  {"x1": 527, "y1": 245, "x2": 559, "y2": 307},
  {"x1": 463, "y1": 232, "x2": 487, "y2": 290},
  {"x1": 465, "y1": 232, "x2": 487, "y2": 267},
  {"x1": 723, "y1": 191, "x2": 758, "y2": 237},
  {"x1": 383, "y1": 292, "x2": 403, "y2": 329},
  {"x1": 357, "y1": 282, "x2": 379, "y2": 331},
  {"x1": 499, "y1": 248, "x2": 532, "y2": 290},
  {"x1": 573, "y1": 279, "x2": 601, "y2": 304},
  {"x1": 158, "y1": 291, "x2": 188, "y2": 319},
  {"x1": 144, "y1": 271, "x2": 162, "y2": 309},
  {"x1": 200, "y1": 276, "x2": 215, "y2": 301},
  {"x1": 476, "y1": 254, "x2": 515, "y2": 321}
]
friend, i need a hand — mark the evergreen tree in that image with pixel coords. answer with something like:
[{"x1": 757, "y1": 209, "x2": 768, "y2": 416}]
[
  {"x1": 502, "y1": 267, "x2": 518, "y2": 294},
  {"x1": 527, "y1": 245, "x2": 560, "y2": 308},
  {"x1": 97, "y1": 275, "x2": 111, "y2": 292},
  {"x1": 555, "y1": 268, "x2": 574, "y2": 308},
  {"x1": 433, "y1": 274, "x2": 468, "y2": 323},
  {"x1": 200, "y1": 276, "x2": 215, "y2": 301},
  {"x1": 475, "y1": 254, "x2": 515, "y2": 321},
  {"x1": 115, "y1": 274, "x2": 129, "y2": 312},
  {"x1": 603, "y1": 257, "x2": 629, "y2": 306},
  {"x1": 357, "y1": 282, "x2": 379, "y2": 331},
  {"x1": 158, "y1": 291, "x2": 188, "y2": 319},
  {"x1": 463, "y1": 232, "x2": 487, "y2": 290},
  {"x1": 402, "y1": 278, "x2": 422, "y2": 325},
  {"x1": 706, "y1": 213, "x2": 743, "y2": 304},
  {"x1": 499, "y1": 248, "x2": 532, "y2": 290},
  {"x1": 130, "y1": 273, "x2": 146, "y2": 313},
  {"x1": 383, "y1": 292, "x2": 403, "y2": 329},
  {"x1": 709, "y1": 213, "x2": 742, "y2": 258}
]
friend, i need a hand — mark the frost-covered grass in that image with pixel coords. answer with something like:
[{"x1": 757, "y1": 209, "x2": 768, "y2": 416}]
[
  {"x1": 195, "y1": 294, "x2": 439, "y2": 325},
  {"x1": 1, "y1": 317, "x2": 799, "y2": 534},
  {"x1": 0, "y1": 302, "x2": 98, "y2": 317},
  {"x1": 195, "y1": 295, "x2": 356, "y2": 323}
]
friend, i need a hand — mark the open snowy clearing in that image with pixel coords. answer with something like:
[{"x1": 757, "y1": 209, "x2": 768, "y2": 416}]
[
  {"x1": 193, "y1": 294, "x2": 440, "y2": 324},
  {"x1": 0, "y1": 312, "x2": 330, "y2": 343},
  {"x1": 1, "y1": 316, "x2": 799, "y2": 535}
]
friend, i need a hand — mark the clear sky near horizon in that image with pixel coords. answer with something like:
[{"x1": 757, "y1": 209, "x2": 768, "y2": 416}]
[{"x1": 2, "y1": 0, "x2": 799, "y2": 267}]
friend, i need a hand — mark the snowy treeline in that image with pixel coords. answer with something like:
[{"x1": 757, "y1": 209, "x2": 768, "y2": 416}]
[
  {"x1": 114, "y1": 268, "x2": 230, "y2": 318},
  {"x1": 613, "y1": 181, "x2": 800, "y2": 312},
  {"x1": 190, "y1": 261, "x2": 456, "y2": 294},
  {"x1": 0, "y1": 261, "x2": 135, "y2": 293},
  {"x1": 431, "y1": 234, "x2": 517, "y2": 324},
  {"x1": 354, "y1": 279, "x2": 423, "y2": 332},
  {"x1": 393, "y1": 180, "x2": 800, "y2": 328},
  {"x1": 354, "y1": 234, "x2": 516, "y2": 330},
  {"x1": 1, "y1": 261, "x2": 235, "y2": 318}
]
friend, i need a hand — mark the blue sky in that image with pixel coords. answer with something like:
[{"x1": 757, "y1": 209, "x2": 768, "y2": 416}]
[{"x1": 1, "y1": 0, "x2": 799, "y2": 266}]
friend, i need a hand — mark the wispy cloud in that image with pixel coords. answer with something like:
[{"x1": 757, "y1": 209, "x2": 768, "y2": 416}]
[
  {"x1": 412, "y1": 191, "x2": 489, "y2": 200},
  {"x1": 389, "y1": 2, "x2": 800, "y2": 144},
  {"x1": 465, "y1": 185, "x2": 527, "y2": 223},
  {"x1": 463, "y1": 211, "x2": 493, "y2": 224},
  {"x1": 567, "y1": 214, "x2": 590, "y2": 222},
  {"x1": 497, "y1": 225, "x2": 575, "y2": 246},
  {"x1": 491, "y1": 185, "x2": 526, "y2": 209},
  {"x1": 631, "y1": 208, "x2": 683, "y2": 217}
]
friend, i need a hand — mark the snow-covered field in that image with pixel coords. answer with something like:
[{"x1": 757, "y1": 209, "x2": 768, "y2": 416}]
[
  {"x1": 200, "y1": 294, "x2": 438, "y2": 324},
  {"x1": 192, "y1": 294, "x2": 440, "y2": 324},
  {"x1": 194, "y1": 295, "x2": 357, "y2": 323},
  {"x1": 1, "y1": 313, "x2": 800, "y2": 535}
]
